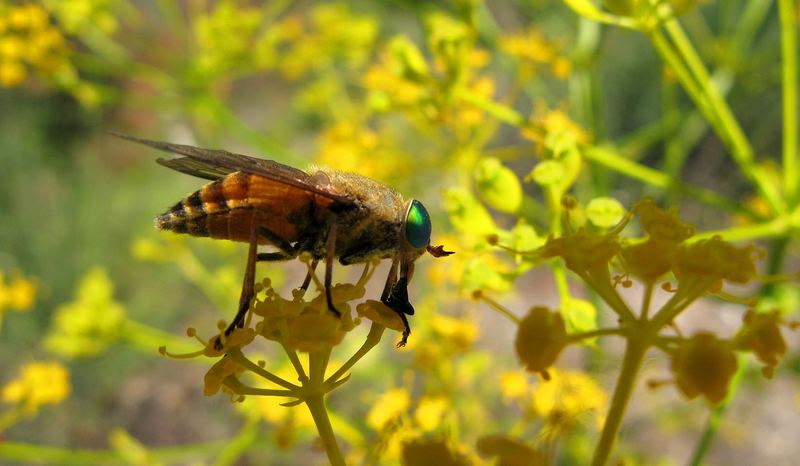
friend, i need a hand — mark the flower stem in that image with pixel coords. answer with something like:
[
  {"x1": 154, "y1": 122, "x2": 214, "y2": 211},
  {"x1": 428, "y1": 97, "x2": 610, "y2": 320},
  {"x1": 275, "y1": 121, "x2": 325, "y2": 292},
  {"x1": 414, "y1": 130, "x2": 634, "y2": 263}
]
[
  {"x1": 592, "y1": 332, "x2": 650, "y2": 466},
  {"x1": 305, "y1": 350, "x2": 346, "y2": 466},
  {"x1": 779, "y1": 0, "x2": 798, "y2": 203}
]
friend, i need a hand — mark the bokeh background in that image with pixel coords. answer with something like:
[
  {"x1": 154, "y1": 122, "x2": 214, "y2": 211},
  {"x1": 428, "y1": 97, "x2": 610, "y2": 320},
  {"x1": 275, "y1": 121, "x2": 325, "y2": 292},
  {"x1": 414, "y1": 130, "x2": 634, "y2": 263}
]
[{"x1": 0, "y1": 0, "x2": 798, "y2": 465}]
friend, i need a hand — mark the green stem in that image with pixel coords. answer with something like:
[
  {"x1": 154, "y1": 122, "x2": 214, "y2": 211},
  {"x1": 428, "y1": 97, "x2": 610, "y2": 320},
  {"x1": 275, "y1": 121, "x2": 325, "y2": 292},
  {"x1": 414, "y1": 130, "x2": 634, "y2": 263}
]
[
  {"x1": 568, "y1": 327, "x2": 624, "y2": 342},
  {"x1": 305, "y1": 351, "x2": 345, "y2": 466},
  {"x1": 661, "y1": 20, "x2": 783, "y2": 213},
  {"x1": 592, "y1": 332, "x2": 650, "y2": 466},
  {"x1": 779, "y1": 0, "x2": 799, "y2": 203},
  {"x1": 325, "y1": 323, "x2": 385, "y2": 385},
  {"x1": 0, "y1": 440, "x2": 228, "y2": 465},
  {"x1": 583, "y1": 146, "x2": 751, "y2": 216}
]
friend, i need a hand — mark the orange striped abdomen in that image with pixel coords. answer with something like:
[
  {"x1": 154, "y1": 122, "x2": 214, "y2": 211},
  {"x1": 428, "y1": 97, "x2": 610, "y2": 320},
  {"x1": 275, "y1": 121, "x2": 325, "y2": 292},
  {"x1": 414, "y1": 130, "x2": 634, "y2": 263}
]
[{"x1": 156, "y1": 172, "x2": 327, "y2": 244}]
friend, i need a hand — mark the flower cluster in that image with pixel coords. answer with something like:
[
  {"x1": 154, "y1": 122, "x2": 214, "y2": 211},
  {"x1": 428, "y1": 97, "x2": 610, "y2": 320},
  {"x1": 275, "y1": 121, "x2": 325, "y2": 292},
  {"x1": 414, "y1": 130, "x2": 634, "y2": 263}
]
[
  {"x1": 1, "y1": 360, "x2": 71, "y2": 432},
  {"x1": 486, "y1": 199, "x2": 794, "y2": 407},
  {"x1": 0, "y1": 270, "x2": 36, "y2": 317}
]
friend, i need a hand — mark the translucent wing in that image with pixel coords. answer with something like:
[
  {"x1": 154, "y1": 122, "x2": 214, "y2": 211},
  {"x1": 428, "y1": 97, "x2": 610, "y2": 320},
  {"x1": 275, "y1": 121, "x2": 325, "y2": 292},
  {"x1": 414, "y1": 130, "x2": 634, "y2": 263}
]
[{"x1": 113, "y1": 132, "x2": 355, "y2": 205}]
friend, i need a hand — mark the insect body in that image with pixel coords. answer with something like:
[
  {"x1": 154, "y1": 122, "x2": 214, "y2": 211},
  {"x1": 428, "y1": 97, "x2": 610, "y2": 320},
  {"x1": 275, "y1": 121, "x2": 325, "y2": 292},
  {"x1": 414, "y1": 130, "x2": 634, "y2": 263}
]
[{"x1": 115, "y1": 133, "x2": 453, "y2": 346}]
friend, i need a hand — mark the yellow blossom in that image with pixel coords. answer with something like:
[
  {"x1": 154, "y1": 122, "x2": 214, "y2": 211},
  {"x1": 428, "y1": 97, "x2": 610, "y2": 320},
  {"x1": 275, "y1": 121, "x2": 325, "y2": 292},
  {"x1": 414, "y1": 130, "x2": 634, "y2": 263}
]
[
  {"x1": 366, "y1": 387, "x2": 411, "y2": 431},
  {"x1": 675, "y1": 236, "x2": 757, "y2": 291},
  {"x1": 634, "y1": 199, "x2": 695, "y2": 243},
  {"x1": 0, "y1": 271, "x2": 37, "y2": 313},
  {"x1": 540, "y1": 229, "x2": 621, "y2": 276},
  {"x1": 735, "y1": 309, "x2": 789, "y2": 378},
  {"x1": 2, "y1": 361, "x2": 71, "y2": 413},
  {"x1": 44, "y1": 267, "x2": 125, "y2": 357},
  {"x1": 203, "y1": 356, "x2": 246, "y2": 397},
  {"x1": 284, "y1": 311, "x2": 346, "y2": 352},
  {"x1": 514, "y1": 306, "x2": 568, "y2": 379},
  {"x1": 357, "y1": 299, "x2": 406, "y2": 333},
  {"x1": 429, "y1": 314, "x2": 479, "y2": 353},
  {"x1": 414, "y1": 396, "x2": 449, "y2": 432},
  {"x1": 529, "y1": 368, "x2": 607, "y2": 432},
  {"x1": 499, "y1": 371, "x2": 529, "y2": 401},
  {"x1": 670, "y1": 332, "x2": 738, "y2": 404}
]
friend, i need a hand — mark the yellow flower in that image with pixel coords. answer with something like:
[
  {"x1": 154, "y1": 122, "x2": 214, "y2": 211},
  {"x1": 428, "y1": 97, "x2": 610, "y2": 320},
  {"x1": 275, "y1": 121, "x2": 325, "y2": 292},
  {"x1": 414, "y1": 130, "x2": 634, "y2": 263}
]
[
  {"x1": 401, "y1": 437, "x2": 471, "y2": 466},
  {"x1": 0, "y1": 271, "x2": 37, "y2": 313},
  {"x1": 499, "y1": 371, "x2": 529, "y2": 401},
  {"x1": 735, "y1": 309, "x2": 789, "y2": 378},
  {"x1": 514, "y1": 307, "x2": 568, "y2": 379},
  {"x1": 670, "y1": 332, "x2": 738, "y2": 404},
  {"x1": 44, "y1": 267, "x2": 125, "y2": 358},
  {"x1": 429, "y1": 314, "x2": 479, "y2": 354},
  {"x1": 366, "y1": 387, "x2": 411, "y2": 431},
  {"x1": 634, "y1": 199, "x2": 695, "y2": 243},
  {"x1": 2, "y1": 361, "x2": 71, "y2": 413},
  {"x1": 622, "y1": 200, "x2": 695, "y2": 282},
  {"x1": 476, "y1": 435, "x2": 548, "y2": 466},
  {"x1": 414, "y1": 396, "x2": 448, "y2": 432},
  {"x1": 357, "y1": 299, "x2": 406, "y2": 333},
  {"x1": 540, "y1": 229, "x2": 621, "y2": 276},
  {"x1": 675, "y1": 236, "x2": 757, "y2": 291},
  {"x1": 529, "y1": 368, "x2": 607, "y2": 432},
  {"x1": 204, "y1": 355, "x2": 246, "y2": 397},
  {"x1": 284, "y1": 311, "x2": 346, "y2": 352}
]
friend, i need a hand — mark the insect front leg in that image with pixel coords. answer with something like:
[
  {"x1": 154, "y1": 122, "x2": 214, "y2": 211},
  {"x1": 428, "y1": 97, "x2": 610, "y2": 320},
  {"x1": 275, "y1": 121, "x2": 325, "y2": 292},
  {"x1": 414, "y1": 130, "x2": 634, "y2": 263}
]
[
  {"x1": 381, "y1": 259, "x2": 414, "y2": 347},
  {"x1": 324, "y1": 221, "x2": 341, "y2": 317}
]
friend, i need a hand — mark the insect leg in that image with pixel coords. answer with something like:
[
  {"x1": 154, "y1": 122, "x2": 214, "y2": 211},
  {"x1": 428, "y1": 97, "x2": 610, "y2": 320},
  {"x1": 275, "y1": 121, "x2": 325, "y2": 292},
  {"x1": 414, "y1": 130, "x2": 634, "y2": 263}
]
[
  {"x1": 382, "y1": 260, "x2": 415, "y2": 347},
  {"x1": 299, "y1": 259, "x2": 319, "y2": 293},
  {"x1": 255, "y1": 226, "x2": 298, "y2": 261},
  {"x1": 324, "y1": 221, "x2": 341, "y2": 317},
  {"x1": 216, "y1": 222, "x2": 260, "y2": 349}
]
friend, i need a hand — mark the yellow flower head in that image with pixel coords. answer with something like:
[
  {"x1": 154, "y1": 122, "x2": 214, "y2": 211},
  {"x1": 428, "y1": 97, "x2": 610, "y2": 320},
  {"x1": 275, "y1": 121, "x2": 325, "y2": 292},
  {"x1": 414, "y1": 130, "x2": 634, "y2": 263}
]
[
  {"x1": 514, "y1": 307, "x2": 568, "y2": 379},
  {"x1": 204, "y1": 355, "x2": 246, "y2": 397},
  {"x1": 0, "y1": 271, "x2": 37, "y2": 314},
  {"x1": 540, "y1": 229, "x2": 620, "y2": 275},
  {"x1": 357, "y1": 299, "x2": 407, "y2": 333},
  {"x1": 2, "y1": 361, "x2": 71, "y2": 413},
  {"x1": 429, "y1": 314, "x2": 479, "y2": 354},
  {"x1": 367, "y1": 387, "x2": 411, "y2": 431},
  {"x1": 634, "y1": 199, "x2": 695, "y2": 243},
  {"x1": 735, "y1": 309, "x2": 789, "y2": 378},
  {"x1": 476, "y1": 435, "x2": 548, "y2": 466},
  {"x1": 675, "y1": 236, "x2": 757, "y2": 291},
  {"x1": 529, "y1": 368, "x2": 608, "y2": 432},
  {"x1": 670, "y1": 332, "x2": 738, "y2": 404},
  {"x1": 44, "y1": 267, "x2": 125, "y2": 358}
]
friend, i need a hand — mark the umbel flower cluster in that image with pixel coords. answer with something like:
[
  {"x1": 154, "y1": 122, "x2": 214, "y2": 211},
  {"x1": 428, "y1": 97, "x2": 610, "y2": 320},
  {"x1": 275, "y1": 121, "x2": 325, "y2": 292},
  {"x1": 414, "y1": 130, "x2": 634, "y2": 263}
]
[
  {"x1": 160, "y1": 257, "x2": 407, "y2": 465},
  {"x1": 479, "y1": 198, "x2": 797, "y2": 465}
]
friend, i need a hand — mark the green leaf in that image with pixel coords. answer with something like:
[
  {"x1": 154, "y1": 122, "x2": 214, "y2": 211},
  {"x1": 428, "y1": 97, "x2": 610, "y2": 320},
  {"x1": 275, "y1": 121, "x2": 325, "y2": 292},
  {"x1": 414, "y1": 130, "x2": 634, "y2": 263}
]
[
  {"x1": 586, "y1": 197, "x2": 626, "y2": 228},
  {"x1": 474, "y1": 158, "x2": 523, "y2": 213}
]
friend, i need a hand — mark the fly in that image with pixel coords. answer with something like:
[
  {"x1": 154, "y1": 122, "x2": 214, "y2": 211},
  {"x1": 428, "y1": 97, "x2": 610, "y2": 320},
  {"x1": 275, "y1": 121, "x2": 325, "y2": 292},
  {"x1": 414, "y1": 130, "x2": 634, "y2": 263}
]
[{"x1": 114, "y1": 133, "x2": 453, "y2": 347}]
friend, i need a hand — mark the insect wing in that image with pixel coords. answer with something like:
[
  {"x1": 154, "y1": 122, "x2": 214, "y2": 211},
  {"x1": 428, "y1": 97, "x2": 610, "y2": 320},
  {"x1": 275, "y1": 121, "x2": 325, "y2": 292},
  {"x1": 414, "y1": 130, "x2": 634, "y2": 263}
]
[{"x1": 113, "y1": 132, "x2": 355, "y2": 206}]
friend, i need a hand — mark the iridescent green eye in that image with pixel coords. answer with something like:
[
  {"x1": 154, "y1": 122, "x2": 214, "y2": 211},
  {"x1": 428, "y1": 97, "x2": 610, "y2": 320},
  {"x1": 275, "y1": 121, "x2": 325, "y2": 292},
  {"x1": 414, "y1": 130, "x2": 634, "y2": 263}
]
[{"x1": 404, "y1": 199, "x2": 431, "y2": 249}]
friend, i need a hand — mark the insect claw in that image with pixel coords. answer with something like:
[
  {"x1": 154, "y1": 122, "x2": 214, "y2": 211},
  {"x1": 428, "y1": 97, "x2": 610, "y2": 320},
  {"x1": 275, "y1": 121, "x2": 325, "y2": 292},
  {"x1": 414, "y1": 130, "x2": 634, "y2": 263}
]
[{"x1": 396, "y1": 329, "x2": 410, "y2": 348}]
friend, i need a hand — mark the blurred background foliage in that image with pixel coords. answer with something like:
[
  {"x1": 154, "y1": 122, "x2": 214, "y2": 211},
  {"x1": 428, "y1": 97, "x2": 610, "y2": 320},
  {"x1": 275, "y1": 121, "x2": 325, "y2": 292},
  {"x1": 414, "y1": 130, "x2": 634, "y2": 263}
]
[{"x1": 0, "y1": 0, "x2": 798, "y2": 465}]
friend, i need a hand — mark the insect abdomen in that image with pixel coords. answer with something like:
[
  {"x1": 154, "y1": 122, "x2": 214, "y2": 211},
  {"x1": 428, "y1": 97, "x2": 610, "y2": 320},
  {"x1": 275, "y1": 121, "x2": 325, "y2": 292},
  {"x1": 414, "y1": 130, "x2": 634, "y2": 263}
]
[{"x1": 156, "y1": 172, "x2": 316, "y2": 243}]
